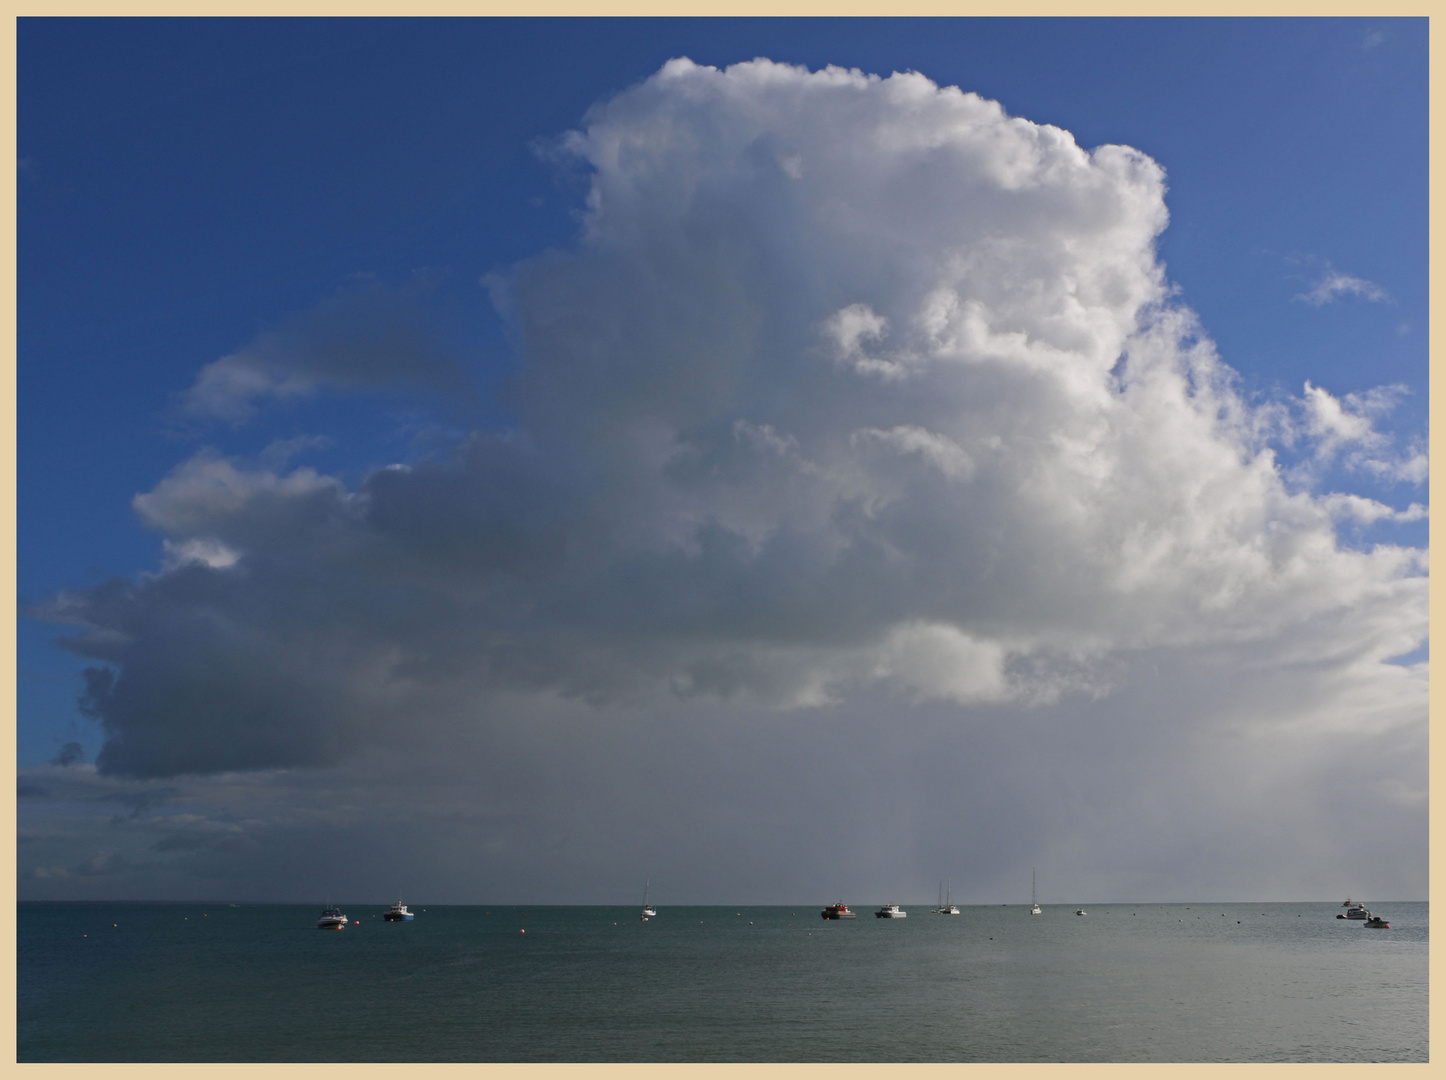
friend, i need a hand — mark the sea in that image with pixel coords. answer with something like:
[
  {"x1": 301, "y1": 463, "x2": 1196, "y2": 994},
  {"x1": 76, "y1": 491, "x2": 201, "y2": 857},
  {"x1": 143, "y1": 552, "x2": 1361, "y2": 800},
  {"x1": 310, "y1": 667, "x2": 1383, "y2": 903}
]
[{"x1": 17, "y1": 900, "x2": 1427, "y2": 1062}]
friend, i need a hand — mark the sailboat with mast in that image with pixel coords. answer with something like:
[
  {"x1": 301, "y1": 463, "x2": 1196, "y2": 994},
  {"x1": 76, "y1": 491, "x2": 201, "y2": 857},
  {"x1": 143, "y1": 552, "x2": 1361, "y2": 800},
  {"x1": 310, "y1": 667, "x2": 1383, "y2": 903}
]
[
  {"x1": 1031, "y1": 868, "x2": 1042, "y2": 915},
  {"x1": 640, "y1": 877, "x2": 657, "y2": 921},
  {"x1": 935, "y1": 880, "x2": 960, "y2": 915}
]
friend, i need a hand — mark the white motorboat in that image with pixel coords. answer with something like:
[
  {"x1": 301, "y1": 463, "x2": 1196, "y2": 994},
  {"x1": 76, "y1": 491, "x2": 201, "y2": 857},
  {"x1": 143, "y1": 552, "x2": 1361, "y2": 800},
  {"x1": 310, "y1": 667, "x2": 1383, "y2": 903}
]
[
  {"x1": 1342, "y1": 905, "x2": 1371, "y2": 920},
  {"x1": 383, "y1": 901, "x2": 413, "y2": 921},
  {"x1": 640, "y1": 877, "x2": 656, "y2": 921},
  {"x1": 875, "y1": 903, "x2": 907, "y2": 918},
  {"x1": 317, "y1": 907, "x2": 347, "y2": 930},
  {"x1": 1075, "y1": 909, "x2": 1087, "y2": 916},
  {"x1": 935, "y1": 880, "x2": 960, "y2": 915},
  {"x1": 1031, "y1": 869, "x2": 1041, "y2": 915}
]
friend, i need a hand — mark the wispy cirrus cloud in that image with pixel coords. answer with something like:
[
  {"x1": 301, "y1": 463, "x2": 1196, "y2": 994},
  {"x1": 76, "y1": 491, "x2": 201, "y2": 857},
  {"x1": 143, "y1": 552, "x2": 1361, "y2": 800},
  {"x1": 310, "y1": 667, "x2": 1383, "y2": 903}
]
[{"x1": 1294, "y1": 266, "x2": 1391, "y2": 307}]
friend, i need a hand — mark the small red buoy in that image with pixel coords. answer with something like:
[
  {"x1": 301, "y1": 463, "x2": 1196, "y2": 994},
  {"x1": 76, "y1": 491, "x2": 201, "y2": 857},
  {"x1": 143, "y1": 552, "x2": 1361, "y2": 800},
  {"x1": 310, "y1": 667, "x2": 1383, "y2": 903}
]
[{"x1": 520, "y1": 928, "x2": 526, "y2": 934}]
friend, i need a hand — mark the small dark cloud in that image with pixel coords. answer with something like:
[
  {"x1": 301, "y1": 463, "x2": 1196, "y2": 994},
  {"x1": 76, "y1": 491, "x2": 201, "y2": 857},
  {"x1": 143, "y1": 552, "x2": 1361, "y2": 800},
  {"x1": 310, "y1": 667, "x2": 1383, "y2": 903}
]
[
  {"x1": 72, "y1": 851, "x2": 134, "y2": 878},
  {"x1": 53, "y1": 741, "x2": 85, "y2": 767},
  {"x1": 175, "y1": 278, "x2": 480, "y2": 427},
  {"x1": 152, "y1": 831, "x2": 256, "y2": 856},
  {"x1": 98, "y1": 788, "x2": 180, "y2": 816},
  {"x1": 152, "y1": 833, "x2": 214, "y2": 853}
]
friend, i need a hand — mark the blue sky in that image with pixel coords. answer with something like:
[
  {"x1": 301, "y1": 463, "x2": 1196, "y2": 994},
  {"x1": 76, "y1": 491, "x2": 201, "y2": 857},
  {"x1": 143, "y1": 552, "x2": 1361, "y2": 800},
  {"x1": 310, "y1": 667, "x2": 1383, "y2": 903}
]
[{"x1": 17, "y1": 18, "x2": 1427, "y2": 902}]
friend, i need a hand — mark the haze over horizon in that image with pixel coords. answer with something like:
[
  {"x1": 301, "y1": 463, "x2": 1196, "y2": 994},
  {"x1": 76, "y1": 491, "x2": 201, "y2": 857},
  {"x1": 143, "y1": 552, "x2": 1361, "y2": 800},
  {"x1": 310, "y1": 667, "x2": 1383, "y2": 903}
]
[{"x1": 18, "y1": 20, "x2": 1427, "y2": 905}]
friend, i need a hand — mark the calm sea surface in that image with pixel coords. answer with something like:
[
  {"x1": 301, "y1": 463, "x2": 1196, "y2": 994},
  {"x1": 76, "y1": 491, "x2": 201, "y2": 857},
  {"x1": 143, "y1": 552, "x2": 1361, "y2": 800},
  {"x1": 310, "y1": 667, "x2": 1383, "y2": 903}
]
[{"x1": 18, "y1": 901, "x2": 1427, "y2": 1062}]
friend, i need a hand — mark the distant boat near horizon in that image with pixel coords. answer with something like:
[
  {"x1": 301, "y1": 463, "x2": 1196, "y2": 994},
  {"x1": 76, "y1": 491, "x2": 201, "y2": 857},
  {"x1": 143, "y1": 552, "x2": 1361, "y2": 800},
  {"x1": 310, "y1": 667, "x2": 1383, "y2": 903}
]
[
  {"x1": 875, "y1": 903, "x2": 907, "y2": 918},
  {"x1": 317, "y1": 907, "x2": 347, "y2": 930},
  {"x1": 383, "y1": 901, "x2": 413, "y2": 921},
  {"x1": 640, "y1": 878, "x2": 656, "y2": 921},
  {"x1": 821, "y1": 902, "x2": 856, "y2": 920},
  {"x1": 935, "y1": 881, "x2": 960, "y2": 915},
  {"x1": 1032, "y1": 869, "x2": 1041, "y2": 915}
]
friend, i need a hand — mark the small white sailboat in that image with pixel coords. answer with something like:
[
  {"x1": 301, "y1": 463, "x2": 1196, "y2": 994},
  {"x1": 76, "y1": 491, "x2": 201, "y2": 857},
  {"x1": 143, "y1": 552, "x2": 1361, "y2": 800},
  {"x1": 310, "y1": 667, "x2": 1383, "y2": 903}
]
[
  {"x1": 1031, "y1": 869, "x2": 1041, "y2": 915},
  {"x1": 640, "y1": 877, "x2": 656, "y2": 921},
  {"x1": 935, "y1": 880, "x2": 960, "y2": 915}
]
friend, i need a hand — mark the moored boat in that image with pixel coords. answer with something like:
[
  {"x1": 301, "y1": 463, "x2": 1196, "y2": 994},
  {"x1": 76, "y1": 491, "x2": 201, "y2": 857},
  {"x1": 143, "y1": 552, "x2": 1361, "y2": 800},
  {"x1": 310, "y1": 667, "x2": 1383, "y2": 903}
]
[
  {"x1": 383, "y1": 901, "x2": 413, "y2": 921},
  {"x1": 935, "y1": 880, "x2": 960, "y2": 915},
  {"x1": 1364, "y1": 915, "x2": 1390, "y2": 928},
  {"x1": 640, "y1": 877, "x2": 656, "y2": 921},
  {"x1": 317, "y1": 907, "x2": 347, "y2": 930},
  {"x1": 875, "y1": 903, "x2": 907, "y2": 918},
  {"x1": 821, "y1": 902, "x2": 856, "y2": 920}
]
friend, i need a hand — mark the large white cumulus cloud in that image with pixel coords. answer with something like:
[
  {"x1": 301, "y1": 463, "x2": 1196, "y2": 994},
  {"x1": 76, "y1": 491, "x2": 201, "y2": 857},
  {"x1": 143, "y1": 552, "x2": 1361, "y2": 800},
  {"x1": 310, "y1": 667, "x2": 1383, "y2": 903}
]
[{"x1": 43, "y1": 59, "x2": 1425, "y2": 783}]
